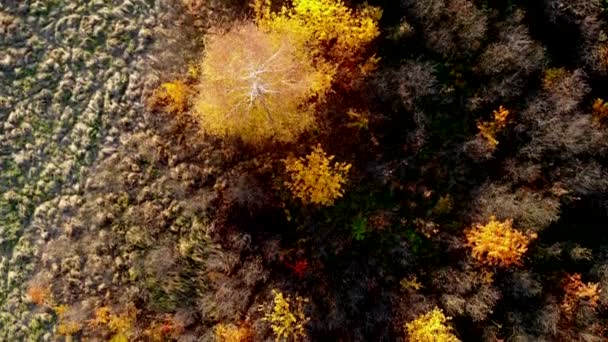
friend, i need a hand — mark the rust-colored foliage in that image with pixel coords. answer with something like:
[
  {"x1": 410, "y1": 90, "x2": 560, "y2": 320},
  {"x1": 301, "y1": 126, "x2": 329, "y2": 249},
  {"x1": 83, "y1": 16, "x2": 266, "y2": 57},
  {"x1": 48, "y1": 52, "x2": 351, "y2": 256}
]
[
  {"x1": 466, "y1": 216, "x2": 536, "y2": 267},
  {"x1": 26, "y1": 284, "x2": 51, "y2": 306},
  {"x1": 214, "y1": 322, "x2": 253, "y2": 342},
  {"x1": 284, "y1": 144, "x2": 351, "y2": 206},
  {"x1": 477, "y1": 106, "x2": 510, "y2": 148},
  {"x1": 285, "y1": 259, "x2": 309, "y2": 278},
  {"x1": 145, "y1": 316, "x2": 186, "y2": 341},
  {"x1": 561, "y1": 273, "x2": 601, "y2": 317},
  {"x1": 592, "y1": 98, "x2": 608, "y2": 124},
  {"x1": 405, "y1": 307, "x2": 460, "y2": 342}
]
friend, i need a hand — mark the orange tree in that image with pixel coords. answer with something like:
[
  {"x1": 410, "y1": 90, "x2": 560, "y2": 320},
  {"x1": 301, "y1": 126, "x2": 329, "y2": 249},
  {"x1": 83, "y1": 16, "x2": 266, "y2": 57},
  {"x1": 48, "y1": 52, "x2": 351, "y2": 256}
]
[{"x1": 466, "y1": 216, "x2": 537, "y2": 267}]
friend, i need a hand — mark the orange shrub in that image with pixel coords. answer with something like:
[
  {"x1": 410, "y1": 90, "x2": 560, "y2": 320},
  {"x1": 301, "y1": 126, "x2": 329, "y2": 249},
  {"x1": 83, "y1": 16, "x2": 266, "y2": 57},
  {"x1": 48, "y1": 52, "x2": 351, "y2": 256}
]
[
  {"x1": 466, "y1": 216, "x2": 536, "y2": 267},
  {"x1": 561, "y1": 273, "x2": 601, "y2": 317},
  {"x1": 214, "y1": 323, "x2": 252, "y2": 342},
  {"x1": 592, "y1": 98, "x2": 608, "y2": 123},
  {"x1": 477, "y1": 106, "x2": 510, "y2": 148},
  {"x1": 26, "y1": 284, "x2": 51, "y2": 306},
  {"x1": 284, "y1": 144, "x2": 351, "y2": 206}
]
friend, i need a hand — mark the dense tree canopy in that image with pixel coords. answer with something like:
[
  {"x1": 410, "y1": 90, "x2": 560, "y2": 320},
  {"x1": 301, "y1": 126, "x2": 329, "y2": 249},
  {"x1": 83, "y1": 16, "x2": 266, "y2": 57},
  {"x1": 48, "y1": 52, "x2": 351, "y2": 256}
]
[{"x1": 7, "y1": 0, "x2": 608, "y2": 340}]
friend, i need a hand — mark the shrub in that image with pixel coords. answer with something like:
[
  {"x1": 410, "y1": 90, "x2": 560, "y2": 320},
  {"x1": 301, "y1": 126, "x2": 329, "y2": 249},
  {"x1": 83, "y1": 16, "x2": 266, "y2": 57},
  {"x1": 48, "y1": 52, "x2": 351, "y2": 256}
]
[
  {"x1": 561, "y1": 274, "x2": 601, "y2": 317},
  {"x1": 214, "y1": 323, "x2": 252, "y2": 342},
  {"x1": 88, "y1": 305, "x2": 137, "y2": 342},
  {"x1": 466, "y1": 216, "x2": 537, "y2": 267},
  {"x1": 592, "y1": 98, "x2": 608, "y2": 123},
  {"x1": 405, "y1": 307, "x2": 460, "y2": 342},
  {"x1": 477, "y1": 106, "x2": 510, "y2": 148},
  {"x1": 284, "y1": 144, "x2": 351, "y2": 206},
  {"x1": 260, "y1": 289, "x2": 309, "y2": 341},
  {"x1": 542, "y1": 67, "x2": 568, "y2": 89},
  {"x1": 193, "y1": 23, "x2": 322, "y2": 143},
  {"x1": 148, "y1": 80, "x2": 192, "y2": 115},
  {"x1": 26, "y1": 284, "x2": 52, "y2": 306},
  {"x1": 56, "y1": 321, "x2": 82, "y2": 336}
]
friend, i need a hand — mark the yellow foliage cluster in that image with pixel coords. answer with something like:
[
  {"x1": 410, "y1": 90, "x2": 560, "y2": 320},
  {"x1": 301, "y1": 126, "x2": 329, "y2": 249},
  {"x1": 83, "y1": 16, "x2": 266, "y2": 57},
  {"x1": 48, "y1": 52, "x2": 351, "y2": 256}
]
[
  {"x1": 592, "y1": 98, "x2": 608, "y2": 124},
  {"x1": 57, "y1": 321, "x2": 82, "y2": 336},
  {"x1": 542, "y1": 67, "x2": 567, "y2": 89},
  {"x1": 261, "y1": 289, "x2": 310, "y2": 341},
  {"x1": 400, "y1": 276, "x2": 423, "y2": 291},
  {"x1": 404, "y1": 307, "x2": 460, "y2": 342},
  {"x1": 194, "y1": 23, "x2": 319, "y2": 143},
  {"x1": 149, "y1": 80, "x2": 192, "y2": 114},
  {"x1": 477, "y1": 106, "x2": 510, "y2": 148},
  {"x1": 466, "y1": 216, "x2": 536, "y2": 267},
  {"x1": 254, "y1": 0, "x2": 381, "y2": 86},
  {"x1": 88, "y1": 305, "x2": 137, "y2": 342},
  {"x1": 53, "y1": 304, "x2": 83, "y2": 337},
  {"x1": 214, "y1": 322, "x2": 252, "y2": 342},
  {"x1": 561, "y1": 273, "x2": 601, "y2": 317},
  {"x1": 284, "y1": 145, "x2": 351, "y2": 206}
]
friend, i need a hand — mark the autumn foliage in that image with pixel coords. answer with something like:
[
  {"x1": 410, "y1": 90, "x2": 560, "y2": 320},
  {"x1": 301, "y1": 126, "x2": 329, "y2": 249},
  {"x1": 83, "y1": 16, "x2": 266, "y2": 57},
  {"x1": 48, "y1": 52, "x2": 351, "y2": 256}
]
[
  {"x1": 214, "y1": 322, "x2": 252, "y2": 342},
  {"x1": 466, "y1": 216, "x2": 536, "y2": 267},
  {"x1": 191, "y1": 0, "x2": 382, "y2": 143},
  {"x1": 260, "y1": 289, "x2": 310, "y2": 341},
  {"x1": 194, "y1": 23, "x2": 321, "y2": 143},
  {"x1": 284, "y1": 145, "x2": 351, "y2": 206},
  {"x1": 148, "y1": 80, "x2": 192, "y2": 114},
  {"x1": 592, "y1": 98, "x2": 608, "y2": 124},
  {"x1": 561, "y1": 273, "x2": 601, "y2": 317},
  {"x1": 26, "y1": 284, "x2": 51, "y2": 306},
  {"x1": 477, "y1": 106, "x2": 510, "y2": 148},
  {"x1": 254, "y1": 0, "x2": 382, "y2": 86},
  {"x1": 404, "y1": 307, "x2": 460, "y2": 342}
]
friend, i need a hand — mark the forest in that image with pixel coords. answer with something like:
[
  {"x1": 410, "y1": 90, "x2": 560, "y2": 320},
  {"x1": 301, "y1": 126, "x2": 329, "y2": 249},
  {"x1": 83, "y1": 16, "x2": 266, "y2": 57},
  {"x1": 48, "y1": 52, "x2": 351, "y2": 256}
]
[{"x1": 2, "y1": 0, "x2": 608, "y2": 340}]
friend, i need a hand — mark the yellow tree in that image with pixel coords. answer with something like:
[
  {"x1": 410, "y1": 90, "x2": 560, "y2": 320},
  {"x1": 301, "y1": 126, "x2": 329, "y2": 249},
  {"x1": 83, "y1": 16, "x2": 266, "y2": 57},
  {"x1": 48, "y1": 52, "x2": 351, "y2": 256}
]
[
  {"x1": 261, "y1": 289, "x2": 309, "y2": 341},
  {"x1": 194, "y1": 23, "x2": 327, "y2": 143},
  {"x1": 466, "y1": 216, "x2": 537, "y2": 267},
  {"x1": 254, "y1": 0, "x2": 382, "y2": 88},
  {"x1": 284, "y1": 144, "x2": 351, "y2": 206},
  {"x1": 405, "y1": 307, "x2": 460, "y2": 342}
]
